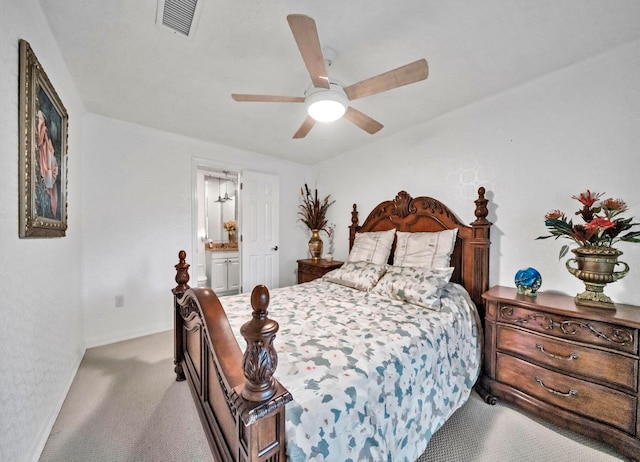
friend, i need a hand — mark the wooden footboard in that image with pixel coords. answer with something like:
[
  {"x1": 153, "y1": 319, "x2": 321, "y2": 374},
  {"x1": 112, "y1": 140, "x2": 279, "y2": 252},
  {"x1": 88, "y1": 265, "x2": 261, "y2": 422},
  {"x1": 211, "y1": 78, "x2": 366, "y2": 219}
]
[{"x1": 172, "y1": 251, "x2": 292, "y2": 462}]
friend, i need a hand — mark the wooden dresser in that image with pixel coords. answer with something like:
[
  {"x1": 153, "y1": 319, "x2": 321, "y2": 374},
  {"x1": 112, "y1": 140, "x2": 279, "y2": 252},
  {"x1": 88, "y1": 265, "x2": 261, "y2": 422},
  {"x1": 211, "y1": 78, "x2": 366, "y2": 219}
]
[
  {"x1": 297, "y1": 258, "x2": 343, "y2": 283},
  {"x1": 479, "y1": 286, "x2": 640, "y2": 460}
]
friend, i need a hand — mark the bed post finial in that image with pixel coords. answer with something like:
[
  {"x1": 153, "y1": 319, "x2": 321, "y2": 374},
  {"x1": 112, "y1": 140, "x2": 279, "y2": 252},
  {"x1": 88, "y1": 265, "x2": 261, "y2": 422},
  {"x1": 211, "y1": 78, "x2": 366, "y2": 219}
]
[
  {"x1": 349, "y1": 203, "x2": 359, "y2": 251},
  {"x1": 173, "y1": 250, "x2": 190, "y2": 296},
  {"x1": 240, "y1": 285, "x2": 280, "y2": 402},
  {"x1": 472, "y1": 187, "x2": 489, "y2": 225},
  {"x1": 351, "y1": 203, "x2": 359, "y2": 228}
]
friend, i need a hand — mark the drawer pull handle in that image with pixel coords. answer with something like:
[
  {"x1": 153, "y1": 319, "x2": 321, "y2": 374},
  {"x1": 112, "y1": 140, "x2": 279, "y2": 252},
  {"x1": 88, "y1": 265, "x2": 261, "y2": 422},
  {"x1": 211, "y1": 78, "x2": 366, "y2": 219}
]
[
  {"x1": 535, "y1": 376, "x2": 578, "y2": 397},
  {"x1": 535, "y1": 343, "x2": 579, "y2": 361}
]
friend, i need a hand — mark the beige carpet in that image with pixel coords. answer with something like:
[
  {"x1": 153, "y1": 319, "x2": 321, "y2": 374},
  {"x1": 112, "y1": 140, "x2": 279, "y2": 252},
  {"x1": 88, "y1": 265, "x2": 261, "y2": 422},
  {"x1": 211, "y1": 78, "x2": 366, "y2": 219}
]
[{"x1": 39, "y1": 330, "x2": 627, "y2": 461}]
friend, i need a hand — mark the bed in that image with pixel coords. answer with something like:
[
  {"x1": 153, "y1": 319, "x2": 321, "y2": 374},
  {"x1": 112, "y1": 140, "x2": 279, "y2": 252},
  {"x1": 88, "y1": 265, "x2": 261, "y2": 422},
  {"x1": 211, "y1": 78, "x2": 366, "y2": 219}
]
[{"x1": 171, "y1": 188, "x2": 491, "y2": 462}]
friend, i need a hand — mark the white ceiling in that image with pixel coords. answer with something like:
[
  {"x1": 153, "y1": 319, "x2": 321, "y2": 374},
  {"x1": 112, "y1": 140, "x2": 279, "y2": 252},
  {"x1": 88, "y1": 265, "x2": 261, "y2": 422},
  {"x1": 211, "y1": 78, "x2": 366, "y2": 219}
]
[{"x1": 38, "y1": 0, "x2": 640, "y2": 165}]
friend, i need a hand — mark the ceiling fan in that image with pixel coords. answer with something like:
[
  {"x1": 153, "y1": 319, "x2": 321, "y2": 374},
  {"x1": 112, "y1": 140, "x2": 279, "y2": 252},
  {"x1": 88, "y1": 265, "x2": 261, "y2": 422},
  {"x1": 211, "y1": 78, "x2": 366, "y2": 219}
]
[{"x1": 231, "y1": 14, "x2": 429, "y2": 139}]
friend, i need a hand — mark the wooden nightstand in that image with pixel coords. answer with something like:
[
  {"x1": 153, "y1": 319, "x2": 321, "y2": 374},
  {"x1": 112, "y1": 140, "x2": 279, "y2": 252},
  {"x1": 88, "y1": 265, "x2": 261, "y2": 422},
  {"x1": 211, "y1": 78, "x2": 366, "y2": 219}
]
[
  {"x1": 297, "y1": 258, "x2": 343, "y2": 284},
  {"x1": 478, "y1": 285, "x2": 640, "y2": 460}
]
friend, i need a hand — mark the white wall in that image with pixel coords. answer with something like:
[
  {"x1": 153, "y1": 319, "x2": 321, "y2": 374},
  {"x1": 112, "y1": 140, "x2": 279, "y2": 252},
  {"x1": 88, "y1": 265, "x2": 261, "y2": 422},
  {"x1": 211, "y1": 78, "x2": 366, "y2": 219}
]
[
  {"x1": 0, "y1": 2, "x2": 86, "y2": 461},
  {"x1": 79, "y1": 114, "x2": 313, "y2": 347},
  {"x1": 316, "y1": 38, "x2": 640, "y2": 306}
]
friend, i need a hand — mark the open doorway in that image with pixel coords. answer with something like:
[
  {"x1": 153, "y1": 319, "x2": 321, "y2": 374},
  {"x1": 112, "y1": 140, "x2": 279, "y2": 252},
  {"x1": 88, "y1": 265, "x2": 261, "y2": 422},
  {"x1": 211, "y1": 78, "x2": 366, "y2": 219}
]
[
  {"x1": 192, "y1": 159, "x2": 281, "y2": 295},
  {"x1": 194, "y1": 166, "x2": 240, "y2": 295}
]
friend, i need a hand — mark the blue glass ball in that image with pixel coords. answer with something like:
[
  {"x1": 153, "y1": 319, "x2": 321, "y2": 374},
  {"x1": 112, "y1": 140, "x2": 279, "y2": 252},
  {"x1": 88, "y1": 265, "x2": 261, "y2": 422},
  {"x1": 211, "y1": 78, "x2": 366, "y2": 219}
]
[{"x1": 515, "y1": 267, "x2": 542, "y2": 297}]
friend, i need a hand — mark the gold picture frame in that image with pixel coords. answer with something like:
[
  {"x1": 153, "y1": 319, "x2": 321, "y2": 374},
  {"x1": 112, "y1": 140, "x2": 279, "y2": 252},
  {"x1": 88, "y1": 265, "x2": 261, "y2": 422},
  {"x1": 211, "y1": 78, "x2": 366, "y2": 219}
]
[{"x1": 18, "y1": 39, "x2": 69, "y2": 238}]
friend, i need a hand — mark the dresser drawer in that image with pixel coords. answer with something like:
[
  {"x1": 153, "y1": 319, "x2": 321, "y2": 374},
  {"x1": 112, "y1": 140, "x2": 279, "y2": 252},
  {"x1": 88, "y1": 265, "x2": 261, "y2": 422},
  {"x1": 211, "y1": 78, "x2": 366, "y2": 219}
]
[
  {"x1": 497, "y1": 325, "x2": 638, "y2": 392},
  {"x1": 497, "y1": 353, "x2": 637, "y2": 433},
  {"x1": 298, "y1": 263, "x2": 327, "y2": 282},
  {"x1": 297, "y1": 259, "x2": 343, "y2": 284},
  {"x1": 498, "y1": 304, "x2": 637, "y2": 354}
]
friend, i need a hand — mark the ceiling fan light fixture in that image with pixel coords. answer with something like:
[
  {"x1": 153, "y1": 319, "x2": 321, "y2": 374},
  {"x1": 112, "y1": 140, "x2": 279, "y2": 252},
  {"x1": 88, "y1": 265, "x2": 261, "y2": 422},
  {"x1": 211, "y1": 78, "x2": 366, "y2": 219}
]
[{"x1": 306, "y1": 84, "x2": 348, "y2": 122}]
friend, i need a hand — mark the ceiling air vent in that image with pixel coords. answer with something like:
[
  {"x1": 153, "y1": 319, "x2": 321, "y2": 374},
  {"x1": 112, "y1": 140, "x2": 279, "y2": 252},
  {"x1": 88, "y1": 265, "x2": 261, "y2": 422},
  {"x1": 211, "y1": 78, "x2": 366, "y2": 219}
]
[{"x1": 156, "y1": 0, "x2": 201, "y2": 37}]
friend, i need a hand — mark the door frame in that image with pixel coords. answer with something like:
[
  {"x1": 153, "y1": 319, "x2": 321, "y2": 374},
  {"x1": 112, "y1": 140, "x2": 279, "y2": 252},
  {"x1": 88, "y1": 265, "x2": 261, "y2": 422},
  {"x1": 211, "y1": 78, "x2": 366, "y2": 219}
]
[{"x1": 191, "y1": 156, "x2": 241, "y2": 288}]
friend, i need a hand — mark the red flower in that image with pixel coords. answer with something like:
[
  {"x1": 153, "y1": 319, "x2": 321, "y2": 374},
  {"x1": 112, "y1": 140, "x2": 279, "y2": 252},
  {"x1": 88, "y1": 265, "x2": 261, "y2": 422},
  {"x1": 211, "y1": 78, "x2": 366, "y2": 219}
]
[
  {"x1": 545, "y1": 209, "x2": 563, "y2": 220},
  {"x1": 584, "y1": 217, "x2": 616, "y2": 231},
  {"x1": 571, "y1": 225, "x2": 596, "y2": 243},
  {"x1": 572, "y1": 190, "x2": 604, "y2": 207},
  {"x1": 601, "y1": 198, "x2": 627, "y2": 213}
]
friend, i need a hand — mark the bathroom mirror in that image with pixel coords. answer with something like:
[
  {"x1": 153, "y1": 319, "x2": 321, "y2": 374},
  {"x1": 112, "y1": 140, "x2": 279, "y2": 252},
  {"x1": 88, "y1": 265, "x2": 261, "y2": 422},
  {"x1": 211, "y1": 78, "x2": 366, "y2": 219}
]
[{"x1": 204, "y1": 172, "x2": 237, "y2": 244}]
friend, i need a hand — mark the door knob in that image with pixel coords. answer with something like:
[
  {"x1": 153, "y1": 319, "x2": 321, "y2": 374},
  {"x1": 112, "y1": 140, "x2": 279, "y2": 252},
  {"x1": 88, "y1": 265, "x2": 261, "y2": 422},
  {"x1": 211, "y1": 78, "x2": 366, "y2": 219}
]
[{"x1": 272, "y1": 245, "x2": 279, "y2": 251}]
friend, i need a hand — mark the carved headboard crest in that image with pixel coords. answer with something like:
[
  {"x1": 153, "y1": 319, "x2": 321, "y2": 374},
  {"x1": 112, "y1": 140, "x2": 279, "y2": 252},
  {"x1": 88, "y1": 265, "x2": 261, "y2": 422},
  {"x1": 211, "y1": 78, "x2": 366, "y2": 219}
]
[
  {"x1": 393, "y1": 191, "x2": 414, "y2": 218},
  {"x1": 356, "y1": 191, "x2": 465, "y2": 226}
]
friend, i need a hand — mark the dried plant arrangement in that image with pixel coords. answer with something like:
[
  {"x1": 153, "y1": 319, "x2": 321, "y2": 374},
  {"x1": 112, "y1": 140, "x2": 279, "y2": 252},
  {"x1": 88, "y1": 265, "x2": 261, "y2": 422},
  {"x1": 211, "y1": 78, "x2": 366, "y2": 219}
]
[{"x1": 298, "y1": 183, "x2": 335, "y2": 231}]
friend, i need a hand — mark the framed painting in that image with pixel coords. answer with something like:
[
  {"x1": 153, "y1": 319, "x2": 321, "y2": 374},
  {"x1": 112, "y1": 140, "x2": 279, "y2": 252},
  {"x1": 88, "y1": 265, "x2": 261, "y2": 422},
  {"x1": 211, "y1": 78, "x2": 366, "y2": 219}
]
[{"x1": 18, "y1": 39, "x2": 69, "y2": 238}]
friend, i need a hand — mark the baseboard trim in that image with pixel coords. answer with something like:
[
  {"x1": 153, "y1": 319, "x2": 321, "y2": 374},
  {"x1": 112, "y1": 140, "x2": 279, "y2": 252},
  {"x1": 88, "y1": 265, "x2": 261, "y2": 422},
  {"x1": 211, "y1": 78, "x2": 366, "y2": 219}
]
[
  {"x1": 29, "y1": 348, "x2": 85, "y2": 462},
  {"x1": 84, "y1": 323, "x2": 173, "y2": 349}
]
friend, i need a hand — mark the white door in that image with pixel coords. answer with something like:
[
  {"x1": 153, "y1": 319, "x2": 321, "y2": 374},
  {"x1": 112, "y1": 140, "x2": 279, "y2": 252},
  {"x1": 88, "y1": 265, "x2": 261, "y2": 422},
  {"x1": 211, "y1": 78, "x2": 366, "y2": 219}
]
[{"x1": 240, "y1": 170, "x2": 279, "y2": 293}]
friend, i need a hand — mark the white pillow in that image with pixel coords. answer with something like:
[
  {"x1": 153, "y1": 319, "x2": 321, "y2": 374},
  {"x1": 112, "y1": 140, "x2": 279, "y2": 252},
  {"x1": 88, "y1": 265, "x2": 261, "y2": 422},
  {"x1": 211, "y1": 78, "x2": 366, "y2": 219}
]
[
  {"x1": 372, "y1": 266, "x2": 454, "y2": 310},
  {"x1": 323, "y1": 261, "x2": 387, "y2": 291},
  {"x1": 347, "y1": 228, "x2": 396, "y2": 266},
  {"x1": 393, "y1": 229, "x2": 458, "y2": 269}
]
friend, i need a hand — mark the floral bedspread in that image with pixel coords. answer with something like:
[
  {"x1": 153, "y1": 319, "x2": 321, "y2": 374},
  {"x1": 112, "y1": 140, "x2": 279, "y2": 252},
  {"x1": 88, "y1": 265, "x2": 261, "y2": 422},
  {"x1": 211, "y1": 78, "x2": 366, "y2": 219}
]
[{"x1": 221, "y1": 280, "x2": 481, "y2": 462}]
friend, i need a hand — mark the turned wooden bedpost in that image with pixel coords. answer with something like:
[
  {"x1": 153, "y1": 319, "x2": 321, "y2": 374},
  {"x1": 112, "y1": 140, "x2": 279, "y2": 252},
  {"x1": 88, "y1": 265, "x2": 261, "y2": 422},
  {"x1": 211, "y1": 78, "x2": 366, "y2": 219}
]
[
  {"x1": 469, "y1": 187, "x2": 494, "y2": 404},
  {"x1": 349, "y1": 203, "x2": 359, "y2": 251},
  {"x1": 240, "y1": 285, "x2": 280, "y2": 402},
  {"x1": 469, "y1": 187, "x2": 491, "y2": 318},
  {"x1": 172, "y1": 250, "x2": 190, "y2": 382},
  {"x1": 235, "y1": 286, "x2": 292, "y2": 461}
]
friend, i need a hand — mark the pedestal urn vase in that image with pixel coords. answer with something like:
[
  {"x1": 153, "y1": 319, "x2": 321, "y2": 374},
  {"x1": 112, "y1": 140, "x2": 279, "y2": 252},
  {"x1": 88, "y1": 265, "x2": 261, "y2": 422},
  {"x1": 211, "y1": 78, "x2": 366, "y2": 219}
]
[{"x1": 566, "y1": 247, "x2": 629, "y2": 309}]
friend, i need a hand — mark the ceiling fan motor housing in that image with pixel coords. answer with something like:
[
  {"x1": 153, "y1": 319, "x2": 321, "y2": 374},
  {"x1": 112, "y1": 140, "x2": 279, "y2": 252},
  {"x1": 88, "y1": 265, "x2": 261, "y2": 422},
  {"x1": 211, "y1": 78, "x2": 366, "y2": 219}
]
[{"x1": 305, "y1": 82, "x2": 348, "y2": 122}]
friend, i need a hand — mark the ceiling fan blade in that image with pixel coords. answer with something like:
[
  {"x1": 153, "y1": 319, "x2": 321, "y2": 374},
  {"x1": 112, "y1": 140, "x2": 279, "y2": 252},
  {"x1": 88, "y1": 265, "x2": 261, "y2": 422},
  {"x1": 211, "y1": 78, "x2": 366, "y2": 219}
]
[
  {"x1": 343, "y1": 107, "x2": 383, "y2": 135},
  {"x1": 344, "y1": 59, "x2": 429, "y2": 101},
  {"x1": 293, "y1": 115, "x2": 315, "y2": 139},
  {"x1": 232, "y1": 94, "x2": 305, "y2": 103},
  {"x1": 287, "y1": 14, "x2": 330, "y2": 89}
]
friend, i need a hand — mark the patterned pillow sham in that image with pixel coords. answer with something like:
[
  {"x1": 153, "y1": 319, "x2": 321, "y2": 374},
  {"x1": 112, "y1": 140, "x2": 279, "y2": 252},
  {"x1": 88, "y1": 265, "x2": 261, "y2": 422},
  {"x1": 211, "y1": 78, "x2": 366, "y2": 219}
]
[
  {"x1": 372, "y1": 265, "x2": 454, "y2": 310},
  {"x1": 347, "y1": 228, "x2": 396, "y2": 265},
  {"x1": 323, "y1": 261, "x2": 387, "y2": 291},
  {"x1": 393, "y1": 229, "x2": 458, "y2": 269}
]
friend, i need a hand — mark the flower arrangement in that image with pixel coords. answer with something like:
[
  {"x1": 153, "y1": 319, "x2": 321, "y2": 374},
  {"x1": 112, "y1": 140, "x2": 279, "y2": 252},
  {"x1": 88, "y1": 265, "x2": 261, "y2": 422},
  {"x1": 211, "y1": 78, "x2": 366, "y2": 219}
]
[
  {"x1": 537, "y1": 190, "x2": 640, "y2": 258},
  {"x1": 223, "y1": 220, "x2": 236, "y2": 231},
  {"x1": 298, "y1": 184, "x2": 335, "y2": 231}
]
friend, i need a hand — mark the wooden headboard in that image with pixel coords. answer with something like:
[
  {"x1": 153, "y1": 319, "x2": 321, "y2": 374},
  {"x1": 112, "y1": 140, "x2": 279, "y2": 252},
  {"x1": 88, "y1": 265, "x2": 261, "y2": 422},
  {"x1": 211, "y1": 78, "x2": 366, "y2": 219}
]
[{"x1": 349, "y1": 188, "x2": 491, "y2": 316}]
